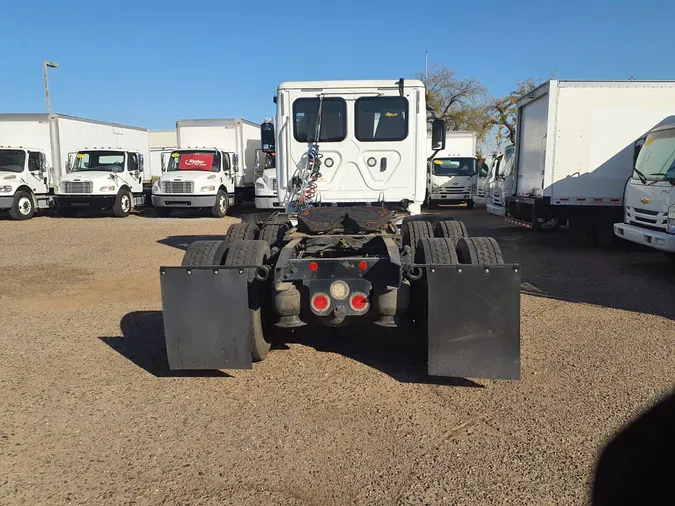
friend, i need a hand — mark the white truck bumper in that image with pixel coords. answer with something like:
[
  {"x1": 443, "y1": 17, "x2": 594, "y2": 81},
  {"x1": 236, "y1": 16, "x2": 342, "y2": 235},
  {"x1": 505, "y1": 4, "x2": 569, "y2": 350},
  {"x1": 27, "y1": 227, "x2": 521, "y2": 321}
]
[
  {"x1": 254, "y1": 196, "x2": 282, "y2": 210},
  {"x1": 429, "y1": 192, "x2": 472, "y2": 203},
  {"x1": 614, "y1": 223, "x2": 675, "y2": 252},
  {"x1": 486, "y1": 203, "x2": 506, "y2": 217},
  {"x1": 152, "y1": 194, "x2": 217, "y2": 208}
]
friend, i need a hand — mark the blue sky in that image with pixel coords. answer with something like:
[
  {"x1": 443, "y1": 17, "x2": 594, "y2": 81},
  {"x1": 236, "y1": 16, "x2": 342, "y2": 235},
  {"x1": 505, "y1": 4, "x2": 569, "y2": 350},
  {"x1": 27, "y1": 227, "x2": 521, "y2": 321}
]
[{"x1": 2, "y1": 0, "x2": 674, "y2": 130}]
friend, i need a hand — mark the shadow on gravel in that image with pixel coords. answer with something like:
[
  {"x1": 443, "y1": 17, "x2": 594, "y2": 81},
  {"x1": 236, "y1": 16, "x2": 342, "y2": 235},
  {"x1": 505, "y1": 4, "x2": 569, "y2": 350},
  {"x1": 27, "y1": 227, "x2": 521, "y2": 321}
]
[
  {"x1": 99, "y1": 311, "x2": 229, "y2": 378},
  {"x1": 157, "y1": 235, "x2": 226, "y2": 252},
  {"x1": 592, "y1": 391, "x2": 675, "y2": 506}
]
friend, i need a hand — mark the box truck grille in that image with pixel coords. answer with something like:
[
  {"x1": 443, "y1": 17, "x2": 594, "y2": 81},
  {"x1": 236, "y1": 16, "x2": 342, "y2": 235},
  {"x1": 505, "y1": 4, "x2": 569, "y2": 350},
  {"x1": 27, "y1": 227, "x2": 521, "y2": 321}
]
[
  {"x1": 439, "y1": 186, "x2": 470, "y2": 194},
  {"x1": 63, "y1": 181, "x2": 93, "y2": 194},
  {"x1": 626, "y1": 206, "x2": 667, "y2": 231},
  {"x1": 162, "y1": 181, "x2": 194, "y2": 194}
]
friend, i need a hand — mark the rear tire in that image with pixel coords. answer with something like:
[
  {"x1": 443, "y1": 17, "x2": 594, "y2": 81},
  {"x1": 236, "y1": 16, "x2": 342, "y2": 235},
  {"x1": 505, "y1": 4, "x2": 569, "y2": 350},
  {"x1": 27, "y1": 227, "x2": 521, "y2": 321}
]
[
  {"x1": 57, "y1": 206, "x2": 77, "y2": 218},
  {"x1": 112, "y1": 189, "x2": 132, "y2": 217},
  {"x1": 533, "y1": 216, "x2": 561, "y2": 233},
  {"x1": 224, "y1": 240, "x2": 272, "y2": 362},
  {"x1": 466, "y1": 200, "x2": 475, "y2": 210},
  {"x1": 259, "y1": 223, "x2": 289, "y2": 250},
  {"x1": 435, "y1": 220, "x2": 467, "y2": 246},
  {"x1": 456, "y1": 237, "x2": 504, "y2": 265},
  {"x1": 211, "y1": 189, "x2": 228, "y2": 218},
  {"x1": 181, "y1": 240, "x2": 229, "y2": 266},
  {"x1": 402, "y1": 220, "x2": 434, "y2": 258},
  {"x1": 155, "y1": 207, "x2": 172, "y2": 218},
  {"x1": 9, "y1": 191, "x2": 35, "y2": 220},
  {"x1": 225, "y1": 222, "x2": 258, "y2": 243}
]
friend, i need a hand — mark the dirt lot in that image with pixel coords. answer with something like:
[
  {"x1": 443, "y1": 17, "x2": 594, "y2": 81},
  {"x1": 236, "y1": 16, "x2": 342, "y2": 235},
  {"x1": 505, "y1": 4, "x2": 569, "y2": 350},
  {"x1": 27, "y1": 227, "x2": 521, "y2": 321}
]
[{"x1": 1, "y1": 206, "x2": 673, "y2": 505}]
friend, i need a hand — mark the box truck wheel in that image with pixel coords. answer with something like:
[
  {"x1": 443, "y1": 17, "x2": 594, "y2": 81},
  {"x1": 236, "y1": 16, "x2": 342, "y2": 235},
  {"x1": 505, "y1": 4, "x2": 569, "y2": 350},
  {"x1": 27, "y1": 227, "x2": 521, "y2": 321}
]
[
  {"x1": 113, "y1": 189, "x2": 132, "y2": 217},
  {"x1": 211, "y1": 189, "x2": 228, "y2": 218},
  {"x1": 181, "y1": 240, "x2": 229, "y2": 266},
  {"x1": 466, "y1": 200, "x2": 475, "y2": 210},
  {"x1": 533, "y1": 217, "x2": 560, "y2": 232},
  {"x1": 402, "y1": 220, "x2": 434, "y2": 258},
  {"x1": 224, "y1": 240, "x2": 272, "y2": 362},
  {"x1": 456, "y1": 237, "x2": 504, "y2": 265},
  {"x1": 155, "y1": 207, "x2": 172, "y2": 218},
  {"x1": 9, "y1": 191, "x2": 35, "y2": 220},
  {"x1": 435, "y1": 220, "x2": 467, "y2": 246}
]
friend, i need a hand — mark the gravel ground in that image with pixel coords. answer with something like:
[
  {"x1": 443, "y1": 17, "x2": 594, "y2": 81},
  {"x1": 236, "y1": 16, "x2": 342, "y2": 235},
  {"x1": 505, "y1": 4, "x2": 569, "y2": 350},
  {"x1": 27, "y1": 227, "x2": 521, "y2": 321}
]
[{"x1": 0, "y1": 205, "x2": 673, "y2": 506}]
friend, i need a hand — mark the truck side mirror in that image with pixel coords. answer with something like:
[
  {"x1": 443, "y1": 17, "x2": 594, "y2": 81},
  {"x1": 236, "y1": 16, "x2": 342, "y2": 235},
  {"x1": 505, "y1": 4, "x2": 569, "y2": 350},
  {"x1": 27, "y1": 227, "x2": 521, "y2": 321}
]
[
  {"x1": 431, "y1": 119, "x2": 446, "y2": 151},
  {"x1": 138, "y1": 153, "x2": 144, "y2": 172},
  {"x1": 261, "y1": 121, "x2": 275, "y2": 153},
  {"x1": 232, "y1": 153, "x2": 239, "y2": 172},
  {"x1": 161, "y1": 152, "x2": 169, "y2": 172}
]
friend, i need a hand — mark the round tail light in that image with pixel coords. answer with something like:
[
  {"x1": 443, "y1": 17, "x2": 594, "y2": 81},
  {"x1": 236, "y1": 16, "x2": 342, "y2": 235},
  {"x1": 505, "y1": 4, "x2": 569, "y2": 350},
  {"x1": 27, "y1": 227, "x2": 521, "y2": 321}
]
[
  {"x1": 311, "y1": 293, "x2": 330, "y2": 313},
  {"x1": 349, "y1": 293, "x2": 369, "y2": 312}
]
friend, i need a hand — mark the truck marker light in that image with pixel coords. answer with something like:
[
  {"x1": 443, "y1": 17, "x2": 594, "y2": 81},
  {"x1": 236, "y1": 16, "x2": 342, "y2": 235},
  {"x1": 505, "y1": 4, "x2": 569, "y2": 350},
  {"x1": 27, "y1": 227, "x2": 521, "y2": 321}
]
[
  {"x1": 350, "y1": 293, "x2": 369, "y2": 312},
  {"x1": 358, "y1": 261, "x2": 368, "y2": 270},
  {"x1": 329, "y1": 281, "x2": 349, "y2": 300},
  {"x1": 309, "y1": 261, "x2": 319, "y2": 272},
  {"x1": 311, "y1": 293, "x2": 329, "y2": 312}
]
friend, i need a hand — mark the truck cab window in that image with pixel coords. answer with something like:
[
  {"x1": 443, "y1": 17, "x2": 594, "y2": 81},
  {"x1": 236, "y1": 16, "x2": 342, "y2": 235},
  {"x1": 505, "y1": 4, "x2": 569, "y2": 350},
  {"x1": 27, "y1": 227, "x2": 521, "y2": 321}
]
[
  {"x1": 28, "y1": 152, "x2": 41, "y2": 172},
  {"x1": 127, "y1": 153, "x2": 138, "y2": 172},
  {"x1": 222, "y1": 153, "x2": 230, "y2": 171},
  {"x1": 0, "y1": 150, "x2": 26, "y2": 173},
  {"x1": 355, "y1": 96, "x2": 408, "y2": 142},
  {"x1": 293, "y1": 98, "x2": 347, "y2": 143}
]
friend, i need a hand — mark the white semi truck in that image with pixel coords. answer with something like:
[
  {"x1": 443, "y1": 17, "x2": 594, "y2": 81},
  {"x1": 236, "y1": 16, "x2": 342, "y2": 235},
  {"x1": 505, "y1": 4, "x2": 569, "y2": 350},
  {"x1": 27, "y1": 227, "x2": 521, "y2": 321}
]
[
  {"x1": 426, "y1": 131, "x2": 477, "y2": 209},
  {"x1": 486, "y1": 145, "x2": 516, "y2": 215},
  {"x1": 151, "y1": 119, "x2": 260, "y2": 217},
  {"x1": 158, "y1": 79, "x2": 522, "y2": 382},
  {"x1": 0, "y1": 113, "x2": 151, "y2": 220},
  {"x1": 614, "y1": 120, "x2": 675, "y2": 261},
  {"x1": 499, "y1": 80, "x2": 675, "y2": 243}
]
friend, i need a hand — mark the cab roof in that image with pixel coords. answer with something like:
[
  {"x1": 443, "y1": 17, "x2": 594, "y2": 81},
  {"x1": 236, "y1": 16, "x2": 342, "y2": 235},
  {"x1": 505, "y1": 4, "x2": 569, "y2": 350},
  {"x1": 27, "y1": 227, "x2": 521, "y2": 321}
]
[{"x1": 278, "y1": 79, "x2": 424, "y2": 91}]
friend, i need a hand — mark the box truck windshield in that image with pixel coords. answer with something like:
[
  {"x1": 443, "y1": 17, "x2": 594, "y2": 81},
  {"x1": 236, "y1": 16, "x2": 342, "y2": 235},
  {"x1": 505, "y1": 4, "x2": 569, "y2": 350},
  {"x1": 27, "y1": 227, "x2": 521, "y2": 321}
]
[
  {"x1": 72, "y1": 151, "x2": 125, "y2": 172},
  {"x1": 635, "y1": 130, "x2": 675, "y2": 184},
  {"x1": 167, "y1": 151, "x2": 220, "y2": 172},
  {"x1": 432, "y1": 157, "x2": 476, "y2": 176},
  {"x1": 0, "y1": 149, "x2": 25, "y2": 173}
]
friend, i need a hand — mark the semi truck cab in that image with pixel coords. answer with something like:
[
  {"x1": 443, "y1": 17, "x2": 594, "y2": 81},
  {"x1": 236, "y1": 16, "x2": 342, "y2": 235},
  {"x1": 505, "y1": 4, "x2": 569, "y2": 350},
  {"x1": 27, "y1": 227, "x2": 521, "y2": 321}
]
[
  {"x1": 253, "y1": 149, "x2": 280, "y2": 209},
  {"x1": 614, "y1": 123, "x2": 675, "y2": 261},
  {"x1": 55, "y1": 149, "x2": 145, "y2": 217},
  {"x1": 152, "y1": 148, "x2": 237, "y2": 218},
  {"x1": 0, "y1": 146, "x2": 51, "y2": 220}
]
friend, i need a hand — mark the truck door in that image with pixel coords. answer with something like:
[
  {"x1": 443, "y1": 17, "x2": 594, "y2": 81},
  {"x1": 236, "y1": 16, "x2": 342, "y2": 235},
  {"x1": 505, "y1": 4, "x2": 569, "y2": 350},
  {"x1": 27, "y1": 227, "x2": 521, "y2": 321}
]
[
  {"x1": 125, "y1": 152, "x2": 144, "y2": 194},
  {"x1": 222, "y1": 151, "x2": 236, "y2": 194},
  {"x1": 27, "y1": 151, "x2": 49, "y2": 194}
]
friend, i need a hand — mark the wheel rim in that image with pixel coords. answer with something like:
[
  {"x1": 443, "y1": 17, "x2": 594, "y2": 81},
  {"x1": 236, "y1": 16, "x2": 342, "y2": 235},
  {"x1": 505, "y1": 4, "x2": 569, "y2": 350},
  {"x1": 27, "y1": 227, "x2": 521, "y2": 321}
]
[
  {"x1": 121, "y1": 195, "x2": 131, "y2": 213},
  {"x1": 537, "y1": 217, "x2": 558, "y2": 229},
  {"x1": 219, "y1": 195, "x2": 226, "y2": 213},
  {"x1": 18, "y1": 196, "x2": 32, "y2": 215}
]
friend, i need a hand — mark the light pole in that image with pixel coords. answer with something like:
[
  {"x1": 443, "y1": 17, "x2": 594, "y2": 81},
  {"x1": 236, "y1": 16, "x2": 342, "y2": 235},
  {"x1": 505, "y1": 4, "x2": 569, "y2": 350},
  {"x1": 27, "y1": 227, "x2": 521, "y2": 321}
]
[{"x1": 43, "y1": 60, "x2": 59, "y2": 114}]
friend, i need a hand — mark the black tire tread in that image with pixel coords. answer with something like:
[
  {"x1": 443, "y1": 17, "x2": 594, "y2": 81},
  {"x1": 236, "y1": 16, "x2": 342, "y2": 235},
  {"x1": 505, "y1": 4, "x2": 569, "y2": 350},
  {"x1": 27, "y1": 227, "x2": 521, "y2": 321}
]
[
  {"x1": 259, "y1": 224, "x2": 288, "y2": 249},
  {"x1": 225, "y1": 222, "x2": 258, "y2": 243},
  {"x1": 402, "y1": 220, "x2": 434, "y2": 257},
  {"x1": 181, "y1": 240, "x2": 229, "y2": 266},
  {"x1": 415, "y1": 237, "x2": 459, "y2": 265},
  {"x1": 435, "y1": 220, "x2": 467, "y2": 245},
  {"x1": 456, "y1": 237, "x2": 504, "y2": 265}
]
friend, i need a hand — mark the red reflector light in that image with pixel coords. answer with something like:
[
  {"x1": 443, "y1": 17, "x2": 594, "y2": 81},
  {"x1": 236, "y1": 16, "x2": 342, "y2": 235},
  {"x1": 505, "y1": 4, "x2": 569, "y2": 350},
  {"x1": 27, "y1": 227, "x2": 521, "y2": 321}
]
[
  {"x1": 309, "y1": 261, "x2": 319, "y2": 272},
  {"x1": 358, "y1": 261, "x2": 368, "y2": 271},
  {"x1": 350, "y1": 293, "x2": 369, "y2": 312},
  {"x1": 311, "y1": 293, "x2": 329, "y2": 312}
]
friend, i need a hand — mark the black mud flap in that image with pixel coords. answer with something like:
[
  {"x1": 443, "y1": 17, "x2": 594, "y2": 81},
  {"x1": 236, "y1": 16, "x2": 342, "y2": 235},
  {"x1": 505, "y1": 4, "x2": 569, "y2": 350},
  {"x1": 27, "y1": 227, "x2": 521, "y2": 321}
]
[
  {"x1": 160, "y1": 267, "x2": 251, "y2": 370},
  {"x1": 427, "y1": 264, "x2": 521, "y2": 380}
]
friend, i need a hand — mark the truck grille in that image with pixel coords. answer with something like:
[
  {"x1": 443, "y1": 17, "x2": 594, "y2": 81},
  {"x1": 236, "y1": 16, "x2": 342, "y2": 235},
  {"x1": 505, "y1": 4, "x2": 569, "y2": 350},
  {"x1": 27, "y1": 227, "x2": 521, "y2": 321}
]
[
  {"x1": 162, "y1": 181, "x2": 194, "y2": 194},
  {"x1": 438, "y1": 186, "x2": 470, "y2": 194},
  {"x1": 63, "y1": 181, "x2": 93, "y2": 194},
  {"x1": 626, "y1": 206, "x2": 667, "y2": 231}
]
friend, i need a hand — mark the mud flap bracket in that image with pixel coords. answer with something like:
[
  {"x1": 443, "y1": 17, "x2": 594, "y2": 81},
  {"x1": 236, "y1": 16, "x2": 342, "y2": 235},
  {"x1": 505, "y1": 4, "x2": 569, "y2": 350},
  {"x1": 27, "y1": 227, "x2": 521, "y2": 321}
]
[
  {"x1": 426, "y1": 264, "x2": 521, "y2": 380},
  {"x1": 160, "y1": 266, "x2": 252, "y2": 370}
]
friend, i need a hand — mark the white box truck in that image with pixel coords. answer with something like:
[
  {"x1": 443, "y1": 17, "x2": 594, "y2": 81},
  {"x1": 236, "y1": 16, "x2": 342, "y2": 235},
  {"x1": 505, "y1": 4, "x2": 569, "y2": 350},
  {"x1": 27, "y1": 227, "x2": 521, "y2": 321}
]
[
  {"x1": 151, "y1": 118, "x2": 260, "y2": 217},
  {"x1": 426, "y1": 131, "x2": 477, "y2": 209},
  {"x1": 0, "y1": 113, "x2": 151, "y2": 220},
  {"x1": 502, "y1": 80, "x2": 675, "y2": 243},
  {"x1": 149, "y1": 130, "x2": 178, "y2": 180},
  {"x1": 614, "y1": 119, "x2": 675, "y2": 261}
]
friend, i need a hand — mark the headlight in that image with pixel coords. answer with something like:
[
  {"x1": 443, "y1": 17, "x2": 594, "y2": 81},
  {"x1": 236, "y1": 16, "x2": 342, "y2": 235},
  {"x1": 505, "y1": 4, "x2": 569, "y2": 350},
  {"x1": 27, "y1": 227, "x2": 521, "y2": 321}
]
[
  {"x1": 255, "y1": 182, "x2": 266, "y2": 189},
  {"x1": 668, "y1": 205, "x2": 675, "y2": 234},
  {"x1": 200, "y1": 185, "x2": 216, "y2": 192},
  {"x1": 152, "y1": 181, "x2": 161, "y2": 192},
  {"x1": 431, "y1": 184, "x2": 440, "y2": 191},
  {"x1": 99, "y1": 185, "x2": 116, "y2": 192},
  {"x1": 0, "y1": 185, "x2": 12, "y2": 193}
]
